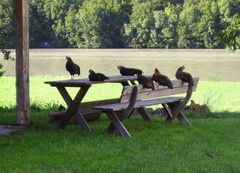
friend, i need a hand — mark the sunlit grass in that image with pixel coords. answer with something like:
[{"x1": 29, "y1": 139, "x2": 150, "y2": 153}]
[{"x1": 0, "y1": 76, "x2": 240, "y2": 112}]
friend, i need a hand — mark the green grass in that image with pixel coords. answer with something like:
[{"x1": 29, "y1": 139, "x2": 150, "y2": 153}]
[
  {"x1": 0, "y1": 76, "x2": 240, "y2": 173},
  {"x1": 0, "y1": 76, "x2": 240, "y2": 111},
  {"x1": 1, "y1": 114, "x2": 240, "y2": 173}
]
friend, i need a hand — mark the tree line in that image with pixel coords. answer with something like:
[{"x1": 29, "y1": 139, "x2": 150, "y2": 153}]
[{"x1": 0, "y1": 0, "x2": 240, "y2": 49}]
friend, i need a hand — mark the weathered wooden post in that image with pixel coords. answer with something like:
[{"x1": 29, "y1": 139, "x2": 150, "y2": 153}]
[{"x1": 13, "y1": 0, "x2": 30, "y2": 124}]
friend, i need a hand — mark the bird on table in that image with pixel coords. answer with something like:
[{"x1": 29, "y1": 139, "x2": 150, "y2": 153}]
[
  {"x1": 137, "y1": 74, "x2": 155, "y2": 90},
  {"x1": 175, "y1": 65, "x2": 194, "y2": 86},
  {"x1": 88, "y1": 69, "x2": 109, "y2": 81},
  {"x1": 117, "y1": 66, "x2": 143, "y2": 76},
  {"x1": 65, "y1": 56, "x2": 80, "y2": 79},
  {"x1": 152, "y1": 68, "x2": 173, "y2": 89}
]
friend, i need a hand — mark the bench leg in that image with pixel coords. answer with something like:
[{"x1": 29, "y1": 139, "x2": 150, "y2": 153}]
[
  {"x1": 162, "y1": 103, "x2": 173, "y2": 120},
  {"x1": 165, "y1": 102, "x2": 192, "y2": 126},
  {"x1": 137, "y1": 107, "x2": 151, "y2": 121},
  {"x1": 105, "y1": 111, "x2": 131, "y2": 137},
  {"x1": 165, "y1": 102, "x2": 175, "y2": 122},
  {"x1": 177, "y1": 112, "x2": 192, "y2": 127}
]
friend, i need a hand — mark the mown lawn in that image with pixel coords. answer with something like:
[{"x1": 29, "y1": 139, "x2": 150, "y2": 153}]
[
  {"x1": 0, "y1": 77, "x2": 240, "y2": 173},
  {"x1": 1, "y1": 113, "x2": 240, "y2": 173}
]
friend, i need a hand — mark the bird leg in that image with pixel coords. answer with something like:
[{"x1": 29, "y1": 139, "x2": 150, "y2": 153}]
[{"x1": 71, "y1": 75, "x2": 74, "y2": 80}]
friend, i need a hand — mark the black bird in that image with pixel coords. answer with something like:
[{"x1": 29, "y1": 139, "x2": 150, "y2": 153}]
[
  {"x1": 88, "y1": 69, "x2": 109, "y2": 81},
  {"x1": 65, "y1": 56, "x2": 80, "y2": 79},
  {"x1": 152, "y1": 68, "x2": 173, "y2": 89},
  {"x1": 137, "y1": 74, "x2": 155, "y2": 90},
  {"x1": 175, "y1": 65, "x2": 194, "y2": 86},
  {"x1": 117, "y1": 66, "x2": 143, "y2": 76}
]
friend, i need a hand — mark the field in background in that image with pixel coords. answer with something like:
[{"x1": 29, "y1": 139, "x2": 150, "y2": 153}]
[
  {"x1": 0, "y1": 77, "x2": 240, "y2": 112},
  {"x1": 0, "y1": 49, "x2": 240, "y2": 81}
]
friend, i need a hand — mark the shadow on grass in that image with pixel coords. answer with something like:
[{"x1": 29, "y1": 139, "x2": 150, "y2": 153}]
[
  {"x1": 184, "y1": 110, "x2": 240, "y2": 119},
  {"x1": 0, "y1": 103, "x2": 65, "y2": 124}
]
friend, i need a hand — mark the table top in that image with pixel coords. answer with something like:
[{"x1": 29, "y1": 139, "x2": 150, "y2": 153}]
[{"x1": 45, "y1": 75, "x2": 138, "y2": 87}]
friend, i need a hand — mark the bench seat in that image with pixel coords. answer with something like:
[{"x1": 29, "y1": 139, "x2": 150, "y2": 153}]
[
  {"x1": 94, "y1": 97, "x2": 183, "y2": 111},
  {"x1": 93, "y1": 78, "x2": 199, "y2": 137}
]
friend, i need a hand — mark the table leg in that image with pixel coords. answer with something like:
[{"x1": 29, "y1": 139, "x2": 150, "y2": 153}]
[{"x1": 56, "y1": 86, "x2": 92, "y2": 132}]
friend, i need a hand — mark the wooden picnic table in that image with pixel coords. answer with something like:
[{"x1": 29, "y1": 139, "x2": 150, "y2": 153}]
[{"x1": 45, "y1": 75, "x2": 139, "y2": 132}]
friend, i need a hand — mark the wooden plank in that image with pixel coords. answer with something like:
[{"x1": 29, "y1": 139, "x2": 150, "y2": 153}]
[
  {"x1": 122, "y1": 78, "x2": 199, "y2": 95},
  {"x1": 120, "y1": 78, "x2": 199, "y2": 102},
  {"x1": 79, "y1": 98, "x2": 120, "y2": 111},
  {"x1": 45, "y1": 75, "x2": 137, "y2": 87},
  {"x1": 57, "y1": 86, "x2": 91, "y2": 131},
  {"x1": 48, "y1": 110, "x2": 101, "y2": 123},
  {"x1": 94, "y1": 97, "x2": 183, "y2": 111},
  {"x1": 121, "y1": 86, "x2": 195, "y2": 102},
  {"x1": 14, "y1": 0, "x2": 30, "y2": 124}
]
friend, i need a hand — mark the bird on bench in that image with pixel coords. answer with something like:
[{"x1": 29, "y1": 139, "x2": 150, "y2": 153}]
[
  {"x1": 137, "y1": 73, "x2": 155, "y2": 90},
  {"x1": 152, "y1": 68, "x2": 173, "y2": 89},
  {"x1": 175, "y1": 65, "x2": 194, "y2": 86}
]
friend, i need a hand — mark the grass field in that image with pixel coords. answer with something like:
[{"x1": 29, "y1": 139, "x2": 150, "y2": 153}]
[
  {"x1": 0, "y1": 76, "x2": 240, "y2": 112},
  {"x1": 1, "y1": 49, "x2": 240, "y2": 81},
  {"x1": 0, "y1": 76, "x2": 240, "y2": 173}
]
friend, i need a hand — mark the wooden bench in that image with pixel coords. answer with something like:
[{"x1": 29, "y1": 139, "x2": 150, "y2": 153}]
[{"x1": 94, "y1": 77, "x2": 199, "y2": 137}]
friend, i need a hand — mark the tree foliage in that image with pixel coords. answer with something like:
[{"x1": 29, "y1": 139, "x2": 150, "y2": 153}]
[
  {"x1": 220, "y1": 0, "x2": 240, "y2": 51},
  {"x1": 0, "y1": 0, "x2": 14, "y2": 77},
  {"x1": 0, "y1": 0, "x2": 239, "y2": 49}
]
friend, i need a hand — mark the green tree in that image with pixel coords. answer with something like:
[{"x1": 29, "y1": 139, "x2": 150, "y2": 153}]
[
  {"x1": 30, "y1": 0, "x2": 68, "y2": 48},
  {"x1": 220, "y1": 0, "x2": 240, "y2": 51},
  {"x1": 0, "y1": 0, "x2": 14, "y2": 49},
  {"x1": 178, "y1": 0, "x2": 222, "y2": 48},
  {"x1": 178, "y1": 0, "x2": 204, "y2": 48},
  {"x1": 125, "y1": 0, "x2": 182, "y2": 48},
  {"x1": 67, "y1": 0, "x2": 130, "y2": 48},
  {"x1": 43, "y1": 0, "x2": 83, "y2": 47},
  {"x1": 198, "y1": 0, "x2": 223, "y2": 48},
  {"x1": 149, "y1": 4, "x2": 181, "y2": 48},
  {"x1": 221, "y1": 13, "x2": 240, "y2": 51},
  {"x1": 0, "y1": 0, "x2": 14, "y2": 77},
  {"x1": 124, "y1": 1, "x2": 154, "y2": 48}
]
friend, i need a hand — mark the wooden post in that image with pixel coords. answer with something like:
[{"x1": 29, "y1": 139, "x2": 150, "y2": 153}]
[{"x1": 13, "y1": 0, "x2": 30, "y2": 124}]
